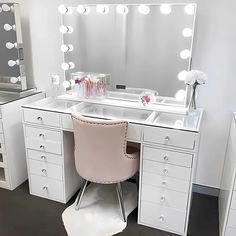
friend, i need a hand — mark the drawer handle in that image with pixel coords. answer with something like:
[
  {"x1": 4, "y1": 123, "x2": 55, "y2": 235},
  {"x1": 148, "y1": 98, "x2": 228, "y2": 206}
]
[
  {"x1": 164, "y1": 136, "x2": 170, "y2": 142},
  {"x1": 41, "y1": 156, "x2": 46, "y2": 160},
  {"x1": 162, "y1": 181, "x2": 167, "y2": 186},
  {"x1": 37, "y1": 116, "x2": 43, "y2": 121},
  {"x1": 39, "y1": 133, "x2": 45, "y2": 138},
  {"x1": 40, "y1": 145, "x2": 45, "y2": 150},
  {"x1": 41, "y1": 168, "x2": 47, "y2": 174},
  {"x1": 163, "y1": 155, "x2": 168, "y2": 161},
  {"x1": 43, "y1": 186, "x2": 48, "y2": 191},
  {"x1": 163, "y1": 168, "x2": 168, "y2": 175},
  {"x1": 160, "y1": 196, "x2": 166, "y2": 202},
  {"x1": 159, "y1": 216, "x2": 165, "y2": 222}
]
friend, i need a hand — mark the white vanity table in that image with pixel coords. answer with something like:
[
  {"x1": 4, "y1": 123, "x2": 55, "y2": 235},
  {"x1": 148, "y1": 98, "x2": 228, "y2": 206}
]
[{"x1": 22, "y1": 95, "x2": 202, "y2": 236}]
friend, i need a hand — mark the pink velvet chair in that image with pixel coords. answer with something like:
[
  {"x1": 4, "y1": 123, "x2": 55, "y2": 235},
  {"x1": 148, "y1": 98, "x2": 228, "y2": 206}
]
[{"x1": 72, "y1": 114, "x2": 140, "y2": 222}]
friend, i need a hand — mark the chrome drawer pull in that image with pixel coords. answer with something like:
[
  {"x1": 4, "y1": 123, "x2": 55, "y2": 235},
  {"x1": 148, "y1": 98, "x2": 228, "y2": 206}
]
[
  {"x1": 40, "y1": 145, "x2": 45, "y2": 149},
  {"x1": 163, "y1": 155, "x2": 168, "y2": 161},
  {"x1": 159, "y1": 216, "x2": 165, "y2": 222},
  {"x1": 160, "y1": 196, "x2": 166, "y2": 202},
  {"x1": 41, "y1": 168, "x2": 47, "y2": 173},
  {"x1": 43, "y1": 186, "x2": 48, "y2": 190},
  {"x1": 163, "y1": 168, "x2": 168, "y2": 175},
  {"x1": 39, "y1": 133, "x2": 45, "y2": 138},
  {"x1": 41, "y1": 156, "x2": 46, "y2": 160},
  {"x1": 37, "y1": 116, "x2": 43, "y2": 121}
]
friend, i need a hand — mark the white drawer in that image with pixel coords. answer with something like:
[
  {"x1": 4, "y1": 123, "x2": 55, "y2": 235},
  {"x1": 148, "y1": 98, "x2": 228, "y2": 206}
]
[
  {"x1": 28, "y1": 159, "x2": 63, "y2": 181},
  {"x1": 0, "y1": 120, "x2": 3, "y2": 133},
  {"x1": 23, "y1": 108, "x2": 60, "y2": 127},
  {"x1": 225, "y1": 227, "x2": 236, "y2": 236},
  {"x1": 127, "y1": 124, "x2": 142, "y2": 141},
  {"x1": 61, "y1": 114, "x2": 73, "y2": 130},
  {"x1": 143, "y1": 146, "x2": 192, "y2": 168},
  {"x1": 228, "y1": 209, "x2": 236, "y2": 228},
  {"x1": 25, "y1": 138, "x2": 62, "y2": 155},
  {"x1": 142, "y1": 172, "x2": 189, "y2": 193},
  {"x1": 140, "y1": 201, "x2": 186, "y2": 234},
  {"x1": 141, "y1": 184, "x2": 188, "y2": 210},
  {"x1": 25, "y1": 126, "x2": 61, "y2": 143},
  {"x1": 30, "y1": 174, "x2": 64, "y2": 202},
  {"x1": 27, "y1": 149, "x2": 63, "y2": 165},
  {"x1": 143, "y1": 159, "x2": 191, "y2": 181},
  {"x1": 143, "y1": 126, "x2": 196, "y2": 150}
]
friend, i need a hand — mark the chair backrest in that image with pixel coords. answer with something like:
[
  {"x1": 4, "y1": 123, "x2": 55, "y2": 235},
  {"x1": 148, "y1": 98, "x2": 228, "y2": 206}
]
[{"x1": 72, "y1": 114, "x2": 129, "y2": 183}]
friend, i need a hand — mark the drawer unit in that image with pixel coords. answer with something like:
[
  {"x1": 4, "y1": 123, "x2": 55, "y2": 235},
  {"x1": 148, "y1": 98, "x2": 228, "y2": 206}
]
[
  {"x1": 228, "y1": 209, "x2": 236, "y2": 228},
  {"x1": 143, "y1": 126, "x2": 196, "y2": 150},
  {"x1": 141, "y1": 184, "x2": 188, "y2": 210},
  {"x1": 127, "y1": 124, "x2": 142, "y2": 142},
  {"x1": 28, "y1": 159, "x2": 63, "y2": 181},
  {"x1": 143, "y1": 146, "x2": 193, "y2": 168},
  {"x1": 142, "y1": 172, "x2": 189, "y2": 193},
  {"x1": 143, "y1": 159, "x2": 191, "y2": 181},
  {"x1": 27, "y1": 149, "x2": 62, "y2": 165},
  {"x1": 23, "y1": 108, "x2": 60, "y2": 127},
  {"x1": 140, "y1": 201, "x2": 186, "y2": 234}
]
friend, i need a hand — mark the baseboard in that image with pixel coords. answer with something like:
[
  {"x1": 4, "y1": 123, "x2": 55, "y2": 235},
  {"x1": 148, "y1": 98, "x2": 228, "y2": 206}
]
[{"x1": 193, "y1": 184, "x2": 219, "y2": 197}]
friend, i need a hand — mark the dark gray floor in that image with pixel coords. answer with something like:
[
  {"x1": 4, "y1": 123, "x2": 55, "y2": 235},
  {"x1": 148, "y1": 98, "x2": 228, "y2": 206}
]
[{"x1": 0, "y1": 182, "x2": 219, "y2": 236}]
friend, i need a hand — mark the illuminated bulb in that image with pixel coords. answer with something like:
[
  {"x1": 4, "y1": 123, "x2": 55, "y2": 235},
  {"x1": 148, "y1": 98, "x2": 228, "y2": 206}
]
[
  {"x1": 61, "y1": 62, "x2": 75, "y2": 71},
  {"x1": 175, "y1": 90, "x2": 186, "y2": 101},
  {"x1": 116, "y1": 5, "x2": 129, "y2": 14},
  {"x1": 2, "y1": 4, "x2": 13, "y2": 12},
  {"x1": 96, "y1": 5, "x2": 109, "y2": 14},
  {"x1": 180, "y1": 49, "x2": 191, "y2": 59},
  {"x1": 77, "y1": 5, "x2": 90, "y2": 14},
  {"x1": 4, "y1": 24, "x2": 15, "y2": 31},
  {"x1": 10, "y1": 76, "x2": 20, "y2": 84},
  {"x1": 182, "y1": 28, "x2": 193, "y2": 38},
  {"x1": 58, "y1": 5, "x2": 72, "y2": 14},
  {"x1": 6, "y1": 42, "x2": 17, "y2": 49},
  {"x1": 59, "y1": 25, "x2": 73, "y2": 34},
  {"x1": 160, "y1": 4, "x2": 172, "y2": 15},
  {"x1": 138, "y1": 5, "x2": 150, "y2": 15},
  {"x1": 61, "y1": 44, "x2": 74, "y2": 52},
  {"x1": 8, "y1": 59, "x2": 19, "y2": 67},
  {"x1": 185, "y1": 4, "x2": 195, "y2": 15},
  {"x1": 178, "y1": 70, "x2": 188, "y2": 81},
  {"x1": 63, "y1": 80, "x2": 71, "y2": 89}
]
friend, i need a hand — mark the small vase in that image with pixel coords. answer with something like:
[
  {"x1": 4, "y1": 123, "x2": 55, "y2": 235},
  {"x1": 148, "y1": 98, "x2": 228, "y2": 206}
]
[{"x1": 189, "y1": 83, "x2": 197, "y2": 110}]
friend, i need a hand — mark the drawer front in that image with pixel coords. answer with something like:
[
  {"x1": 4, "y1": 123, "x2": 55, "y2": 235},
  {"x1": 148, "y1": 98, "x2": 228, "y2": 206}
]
[
  {"x1": 143, "y1": 159, "x2": 191, "y2": 181},
  {"x1": 30, "y1": 174, "x2": 64, "y2": 201},
  {"x1": 61, "y1": 114, "x2": 73, "y2": 130},
  {"x1": 25, "y1": 126, "x2": 61, "y2": 143},
  {"x1": 143, "y1": 126, "x2": 196, "y2": 150},
  {"x1": 23, "y1": 109, "x2": 60, "y2": 127},
  {"x1": 225, "y1": 227, "x2": 236, "y2": 236},
  {"x1": 143, "y1": 146, "x2": 193, "y2": 168},
  {"x1": 127, "y1": 124, "x2": 142, "y2": 141},
  {"x1": 25, "y1": 138, "x2": 62, "y2": 155},
  {"x1": 28, "y1": 159, "x2": 63, "y2": 181},
  {"x1": 140, "y1": 201, "x2": 186, "y2": 234},
  {"x1": 142, "y1": 172, "x2": 189, "y2": 193},
  {"x1": 0, "y1": 120, "x2": 3, "y2": 133},
  {"x1": 27, "y1": 149, "x2": 62, "y2": 165},
  {"x1": 141, "y1": 184, "x2": 188, "y2": 210},
  {"x1": 228, "y1": 209, "x2": 236, "y2": 228}
]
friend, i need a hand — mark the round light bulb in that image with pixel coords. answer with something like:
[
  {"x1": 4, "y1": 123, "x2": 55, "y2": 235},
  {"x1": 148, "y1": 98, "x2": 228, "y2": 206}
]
[
  {"x1": 69, "y1": 62, "x2": 75, "y2": 69},
  {"x1": 116, "y1": 5, "x2": 129, "y2": 14},
  {"x1": 58, "y1": 5, "x2": 72, "y2": 14},
  {"x1": 59, "y1": 25, "x2": 73, "y2": 34},
  {"x1": 63, "y1": 80, "x2": 71, "y2": 89},
  {"x1": 138, "y1": 5, "x2": 150, "y2": 15},
  {"x1": 8, "y1": 60, "x2": 19, "y2": 67},
  {"x1": 180, "y1": 49, "x2": 191, "y2": 59},
  {"x1": 6, "y1": 42, "x2": 17, "y2": 49},
  {"x1": 2, "y1": 4, "x2": 12, "y2": 12},
  {"x1": 61, "y1": 44, "x2": 74, "y2": 52},
  {"x1": 96, "y1": 5, "x2": 109, "y2": 14},
  {"x1": 160, "y1": 4, "x2": 172, "y2": 15},
  {"x1": 175, "y1": 90, "x2": 186, "y2": 101},
  {"x1": 185, "y1": 4, "x2": 195, "y2": 15},
  {"x1": 182, "y1": 28, "x2": 193, "y2": 38},
  {"x1": 4, "y1": 24, "x2": 15, "y2": 31},
  {"x1": 61, "y1": 62, "x2": 75, "y2": 71},
  {"x1": 178, "y1": 70, "x2": 188, "y2": 81},
  {"x1": 77, "y1": 5, "x2": 90, "y2": 14},
  {"x1": 10, "y1": 76, "x2": 20, "y2": 84}
]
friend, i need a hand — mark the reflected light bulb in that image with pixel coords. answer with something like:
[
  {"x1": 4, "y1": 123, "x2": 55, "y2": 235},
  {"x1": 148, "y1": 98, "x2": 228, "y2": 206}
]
[
  {"x1": 2, "y1": 4, "x2": 12, "y2": 12},
  {"x1": 178, "y1": 70, "x2": 188, "y2": 81},
  {"x1": 138, "y1": 5, "x2": 150, "y2": 15},
  {"x1": 61, "y1": 62, "x2": 75, "y2": 71},
  {"x1": 185, "y1": 4, "x2": 195, "y2": 15},
  {"x1": 4, "y1": 24, "x2": 15, "y2": 31},
  {"x1": 63, "y1": 80, "x2": 71, "y2": 89},
  {"x1": 58, "y1": 5, "x2": 72, "y2": 14},
  {"x1": 182, "y1": 28, "x2": 193, "y2": 38},
  {"x1": 8, "y1": 59, "x2": 19, "y2": 67},
  {"x1": 116, "y1": 5, "x2": 129, "y2": 14},
  {"x1": 61, "y1": 44, "x2": 74, "y2": 52},
  {"x1": 160, "y1": 4, "x2": 172, "y2": 15},
  {"x1": 77, "y1": 5, "x2": 90, "y2": 14},
  {"x1": 10, "y1": 76, "x2": 20, "y2": 84},
  {"x1": 175, "y1": 90, "x2": 186, "y2": 101},
  {"x1": 59, "y1": 25, "x2": 73, "y2": 34},
  {"x1": 180, "y1": 49, "x2": 191, "y2": 59},
  {"x1": 96, "y1": 5, "x2": 109, "y2": 14},
  {"x1": 6, "y1": 42, "x2": 17, "y2": 49}
]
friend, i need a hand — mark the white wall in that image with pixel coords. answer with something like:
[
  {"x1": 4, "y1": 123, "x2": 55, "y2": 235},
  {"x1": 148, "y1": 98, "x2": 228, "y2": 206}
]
[{"x1": 2, "y1": 0, "x2": 236, "y2": 188}]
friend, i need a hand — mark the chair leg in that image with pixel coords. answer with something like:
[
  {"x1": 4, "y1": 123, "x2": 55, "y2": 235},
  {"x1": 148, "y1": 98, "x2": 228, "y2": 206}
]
[
  {"x1": 75, "y1": 180, "x2": 88, "y2": 211},
  {"x1": 116, "y1": 182, "x2": 126, "y2": 222}
]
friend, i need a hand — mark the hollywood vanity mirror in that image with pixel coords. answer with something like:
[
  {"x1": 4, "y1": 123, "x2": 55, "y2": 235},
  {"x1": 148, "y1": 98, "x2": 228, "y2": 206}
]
[{"x1": 59, "y1": 3, "x2": 196, "y2": 112}]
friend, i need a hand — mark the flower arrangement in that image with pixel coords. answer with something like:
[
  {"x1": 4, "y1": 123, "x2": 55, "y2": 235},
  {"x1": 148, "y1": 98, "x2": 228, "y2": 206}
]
[{"x1": 185, "y1": 70, "x2": 208, "y2": 109}]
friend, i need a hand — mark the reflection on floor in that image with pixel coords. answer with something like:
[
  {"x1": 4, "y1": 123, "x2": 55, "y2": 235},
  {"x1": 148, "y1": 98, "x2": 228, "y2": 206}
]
[{"x1": 0, "y1": 182, "x2": 219, "y2": 236}]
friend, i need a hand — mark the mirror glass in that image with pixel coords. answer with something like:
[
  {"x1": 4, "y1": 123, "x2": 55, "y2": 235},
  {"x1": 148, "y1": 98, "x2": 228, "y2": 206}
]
[{"x1": 61, "y1": 4, "x2": 196, "y2": 102}]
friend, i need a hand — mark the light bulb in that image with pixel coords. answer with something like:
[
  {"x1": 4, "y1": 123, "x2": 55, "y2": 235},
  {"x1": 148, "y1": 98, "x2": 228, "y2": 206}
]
[
  {"x1": 58, "y1": 5, "x2": 72, "y2": 14},
  {"x1": 178, "y1": 70, "x2": 188, "y2": 81},
  {"x1": 63, "y1": 80, "x2": 71, "y2": 89},
  {"x1": 77, "y1": 5, "x2": 90, "y2": 14},
  {"x1": 59, "y1": 25, "x2": 73, "y2": 34},
  {"x1": 61, "y1": 44, "x2": 74, "y2": 52},
  {"x1": 175, "y1": 90, "x2": 186, "y2": 101},
  {"x1": 180, "y1": 49, "x2": 191, "y2": 59},
  {"x1": 160, "y1": 4, "x2": 172, "y2": 15},
  {"x1": 2, "y1": 4, "x2": 13, "y2": 12},
  {"x1": 185, "y1": 4, "x2": 195, "y2": 15},
  {"x1": 10, "y1": 76, "x2": 20, "y2": 84},
  {"x1": 182, "y1": 28, "x2": 193, "y2": 38},
  {"x1": 61, "y1": 62, "x2": 75, "y2": 71},
  {"x1": 6, "y1": 42, "x2": 17, "y2": 49},
  {"x1": 116, "y1": 5, "x2": 129, "y2": 14},
  {"x1": 4, "y1": 24, "x2": 15, "y2": 31},
  {"x1": 96, "y1": 5, "x2": 109, "y2": 14},
  {"x1": 8, "y1": 60, "x2": 19, "y2": 67},
  {"x1": 138, "y1": 5, "x2": 150, "y2": 15}
]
